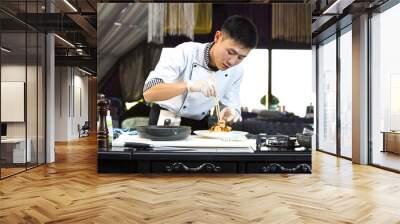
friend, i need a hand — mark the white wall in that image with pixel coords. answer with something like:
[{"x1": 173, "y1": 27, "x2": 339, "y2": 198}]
[
  {"x1": 1, "y1": 65, "x2": 36, "y2": 138},
  {"x1": 74, "y1": 73, "x2": 89, "y2": 137},
  {"x1": 55, "y1": 67, "x2": 89, "y2": 141},
  {"x1": 55, "y1": 66, "x2": 69, "y2": 141},
  {"x1": 1, "y1": 63, "x2": 46, "y2": 164},
  {"x1": 1, "y1": 65, "x2": 26, "y2": 139}
]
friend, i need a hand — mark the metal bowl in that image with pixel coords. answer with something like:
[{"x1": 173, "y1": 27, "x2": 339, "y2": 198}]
[
  {"x1": 136, "y1": 125, "x2": 191, "y2": 141},
  {"x1": 296, "y1": 133, "x2": 312, "y2": 148}
]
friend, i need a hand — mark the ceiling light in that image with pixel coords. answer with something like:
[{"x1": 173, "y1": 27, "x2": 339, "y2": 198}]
[
  {"x1": 63, "y1": 0, "x2": 78, "y2": 12},
  {"x1": 54, "y1": 34, "x2": 75, "y2": 48},
  {"x1": 78, "y1": 67, "x2": 92, "y2": 76},
  {"x1": 1, "y1": 47, "x2": 11, "y2": 53},
  {"x1": 323, "y1": 0, "x2": 355, "y2": 15}
]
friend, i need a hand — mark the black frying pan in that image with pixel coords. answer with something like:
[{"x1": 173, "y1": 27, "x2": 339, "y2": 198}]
[
  {"x1": 136, "y1": 125, "x2": 191, "y2": 141},
  {"x1": 136, "y1": 119, "x2": 191, "y2": 141}
]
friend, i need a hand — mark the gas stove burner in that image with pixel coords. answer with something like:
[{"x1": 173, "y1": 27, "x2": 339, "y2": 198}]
[
  {"x1": 256, "y1": 134, "x2": 299, "y2": 150},
  {"x1": 266, "y1": 135, "x2": 289, "y2": 146}
]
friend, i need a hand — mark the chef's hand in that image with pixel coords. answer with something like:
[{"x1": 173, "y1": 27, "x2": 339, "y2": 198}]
[
  {"x1": 220, "y1": 107, "x2": 242, "y2": 123},
  {"x1": 186, "y1": 78, "x2": 217, "y2": 97}
]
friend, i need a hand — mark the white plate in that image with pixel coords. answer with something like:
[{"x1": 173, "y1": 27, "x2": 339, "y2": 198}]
[{"x1": 194, "y1": 130, "x2": 248, "y2": 141}]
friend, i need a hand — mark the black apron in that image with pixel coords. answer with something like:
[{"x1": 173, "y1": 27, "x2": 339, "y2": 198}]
[{"x1": 149, "y1": 104, "x2": 209, "y2": 132}]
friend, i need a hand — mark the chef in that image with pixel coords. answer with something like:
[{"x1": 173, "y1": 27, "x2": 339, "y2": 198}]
[{"x1": 143, "y1": 15, "x2": 258, "y2": 131}]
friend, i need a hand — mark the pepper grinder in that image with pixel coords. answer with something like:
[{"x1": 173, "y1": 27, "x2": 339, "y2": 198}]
[{"x1": 97, "y1": 95, "x2": 110, "y2": 148}]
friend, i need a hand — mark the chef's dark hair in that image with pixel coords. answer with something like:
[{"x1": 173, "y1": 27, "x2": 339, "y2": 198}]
[{"x1": 221, "y1": 15, "x2": 258, "y2": 49}]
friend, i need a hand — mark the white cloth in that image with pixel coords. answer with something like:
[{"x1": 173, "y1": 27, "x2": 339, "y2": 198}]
[
  {"x1": 144, "y1": 42, "x2": 243, "y2": 120},
  {"x1": 157, "y1": 109, "x2": 181, "y2": 126}
]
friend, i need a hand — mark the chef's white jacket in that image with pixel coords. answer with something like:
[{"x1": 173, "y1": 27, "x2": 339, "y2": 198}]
[{"x1": 143, "y1": 42, "x2": 243, "y2": 120}]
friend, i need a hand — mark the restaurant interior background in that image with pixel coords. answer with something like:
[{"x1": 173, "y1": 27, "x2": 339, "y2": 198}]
[{"x1": 97, "y1": 3, "x2": 314, "y2": 143}]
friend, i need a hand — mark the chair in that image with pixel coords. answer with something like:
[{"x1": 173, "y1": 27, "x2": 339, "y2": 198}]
[{"x1": 78, "y1": 121, "x2": 90, "y2": 138}]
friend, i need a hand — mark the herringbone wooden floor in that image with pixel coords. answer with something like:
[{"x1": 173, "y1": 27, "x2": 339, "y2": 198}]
[{"x1": 1, "y1": 136, "x2": 400, "y2": 224}]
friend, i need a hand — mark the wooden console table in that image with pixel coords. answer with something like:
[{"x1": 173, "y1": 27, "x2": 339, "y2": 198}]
[{"x1": 382, "y1": 131, "x2": 400, "y2": 154}]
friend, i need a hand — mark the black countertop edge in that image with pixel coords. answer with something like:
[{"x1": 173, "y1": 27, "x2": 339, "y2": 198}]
[{"x1": 131, "y1": 154, "x2": 311, "y2": 161}]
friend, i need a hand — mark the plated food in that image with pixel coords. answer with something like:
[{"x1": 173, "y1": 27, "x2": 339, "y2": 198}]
[
  {"x1": 209, "y1": 120, "x2": 232, "y2": 132},
  {"x1": 194, "y1": 130, "x2": 248, "y2": 141}
]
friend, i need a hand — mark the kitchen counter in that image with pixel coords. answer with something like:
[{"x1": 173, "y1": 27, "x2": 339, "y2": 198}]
[{"x1": 98, "y1": 144, "x2": 312, "y2": 174}]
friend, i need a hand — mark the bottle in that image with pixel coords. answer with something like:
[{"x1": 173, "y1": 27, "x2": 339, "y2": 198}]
[{"x1": 106, "y1": 110, "x2": 113, "y2": 146}]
